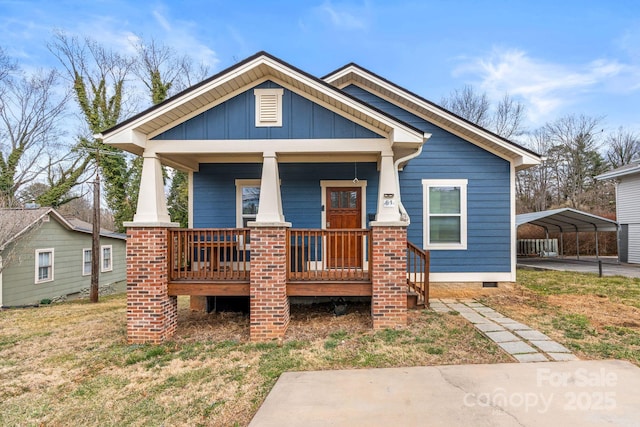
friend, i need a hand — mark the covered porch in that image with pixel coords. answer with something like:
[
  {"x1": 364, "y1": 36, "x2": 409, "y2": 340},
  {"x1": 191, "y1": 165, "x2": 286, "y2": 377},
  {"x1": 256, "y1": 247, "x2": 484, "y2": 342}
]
[{"x1": 98, "y1": 53, "x2": 432, "y2": 343}]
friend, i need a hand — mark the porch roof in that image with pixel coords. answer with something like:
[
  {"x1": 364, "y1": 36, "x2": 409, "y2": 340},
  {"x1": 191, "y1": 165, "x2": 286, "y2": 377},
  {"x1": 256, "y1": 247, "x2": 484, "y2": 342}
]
[
  {"x1": 323, "y1": 64, "x2": 542, "y2": 171},
  {"x1": 98, "y1": 52, "x2": 428, "y2": 164}
]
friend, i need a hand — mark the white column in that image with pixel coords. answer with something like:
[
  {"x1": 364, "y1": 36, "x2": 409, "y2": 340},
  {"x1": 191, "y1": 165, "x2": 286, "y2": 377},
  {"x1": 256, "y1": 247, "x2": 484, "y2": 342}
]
[
  {"x1": 253, "y1": 152, "x2": 290, "y2": 226},
  {"x1": 373, "y1": 153, "x2": 404, "y2": 224},
  {"x1": 128, "y1": 153, "x2": 177, "y2": 226}
]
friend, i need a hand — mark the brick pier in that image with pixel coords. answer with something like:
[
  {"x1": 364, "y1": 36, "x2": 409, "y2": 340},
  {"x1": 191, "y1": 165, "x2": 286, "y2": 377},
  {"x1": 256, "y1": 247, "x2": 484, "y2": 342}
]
[
  {"x1": 249, "y1": 226, "x2": 290, "y2": 341},
  {"x1": 126, "y1": 226, "x2": 177, "y2": 344},
  {"x1": 371, "y1": 224, "x2": 408, "y2": 330}
]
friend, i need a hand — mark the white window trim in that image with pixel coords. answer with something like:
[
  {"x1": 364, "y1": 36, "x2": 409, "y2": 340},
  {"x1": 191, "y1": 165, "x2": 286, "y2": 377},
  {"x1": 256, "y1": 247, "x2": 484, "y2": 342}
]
[
  {"x1": 101, "y1": 245, "x2": 113, "y2": 273},
  {"x1": 82, "y1": 248, "x2": 92, "y2": 276},
  {"x1": 422, "y1": 179, "x2": 468, "y2": 250},
  {"x1": 254, "y1": 88, "x2": 284, "y2": 127},
  {"x1": 35, "y1": 248, "x2": 54, "y2": 284},
  {"x1": 235, "y1": 179, "x2": 261, "y2": 228},
  {"x1": 320, "y1": 180, "x2": 367, "y2": 230}
]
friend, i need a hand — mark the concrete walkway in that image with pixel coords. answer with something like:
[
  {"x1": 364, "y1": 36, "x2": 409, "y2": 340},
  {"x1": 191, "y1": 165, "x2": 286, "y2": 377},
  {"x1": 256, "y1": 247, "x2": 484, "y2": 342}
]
[
  {"x1": 250, "y1": 360, "x2": 640, "y2": 426},
  {"x1": 430, "y1": 299, "x2": 578, "y2": 363}
]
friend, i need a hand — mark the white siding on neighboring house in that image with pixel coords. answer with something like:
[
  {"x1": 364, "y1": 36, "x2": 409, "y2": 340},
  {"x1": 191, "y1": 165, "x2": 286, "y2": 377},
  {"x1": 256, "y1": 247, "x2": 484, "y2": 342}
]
[
  {"x1": 616, "y1": 174, "x2": 640, "y2": 224},
  {"x1": 629, "y1": 224, "x2": 640, "y2": 264},
  {"x1": 616, "y1": 173, "x2": 640, "y2": 264}
]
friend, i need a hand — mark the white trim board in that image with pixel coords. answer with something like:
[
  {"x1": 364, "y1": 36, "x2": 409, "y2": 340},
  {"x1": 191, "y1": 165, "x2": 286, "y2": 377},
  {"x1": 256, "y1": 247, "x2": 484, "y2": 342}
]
[
  {"x1": 429, "y1": 272, "x2": 513, "y2": 283},
  {"x1": 320, "y1": 180, "x2": 368, "y2": 230}
]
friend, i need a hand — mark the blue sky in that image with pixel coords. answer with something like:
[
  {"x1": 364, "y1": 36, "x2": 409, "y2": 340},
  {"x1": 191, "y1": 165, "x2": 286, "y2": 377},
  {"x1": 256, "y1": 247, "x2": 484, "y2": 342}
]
[{"x1": 1, "y1": 0, "x2": 639, "y2": 134}]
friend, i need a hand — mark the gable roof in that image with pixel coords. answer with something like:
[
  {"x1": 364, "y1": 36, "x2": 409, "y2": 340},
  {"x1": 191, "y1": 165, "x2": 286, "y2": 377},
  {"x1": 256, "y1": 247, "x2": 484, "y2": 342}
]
[
  {"x1": 596, "y1": 160, "x2": 640, "y2": 180},
  {"x1": 98, "y1": 51, "x2": 427, "y2": 159},
  {"x1": 516, "y1": 208, "x2": 618, "y2": 233},
  {"x1": 323, "y1": 63, "x2": 542, "y2": 171},
  {"x1": 0, "y1": 207, "x2": 125, "y2": 251}
]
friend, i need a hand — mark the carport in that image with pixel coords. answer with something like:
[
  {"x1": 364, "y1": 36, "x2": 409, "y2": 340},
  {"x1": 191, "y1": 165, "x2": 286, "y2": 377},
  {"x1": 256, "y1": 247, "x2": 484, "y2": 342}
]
[{"x1": 516, "y1": 208, "x2": 619, "y2": 261}]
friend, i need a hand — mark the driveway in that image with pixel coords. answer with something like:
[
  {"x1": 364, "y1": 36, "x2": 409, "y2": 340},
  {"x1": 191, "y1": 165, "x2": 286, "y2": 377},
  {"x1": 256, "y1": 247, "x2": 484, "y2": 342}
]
[
  {"x1": 250, "y1": 360, "x2": 640, "y2": 426},
  {"x1": 517, "y1": 256, "x2": 640, "y2": 279}
]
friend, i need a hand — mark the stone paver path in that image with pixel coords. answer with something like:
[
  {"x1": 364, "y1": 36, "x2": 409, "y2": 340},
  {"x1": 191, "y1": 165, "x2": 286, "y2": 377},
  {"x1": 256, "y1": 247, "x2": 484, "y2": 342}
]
[{"x1": 430, "y1": 298, "x2": 578, "y2": 363}]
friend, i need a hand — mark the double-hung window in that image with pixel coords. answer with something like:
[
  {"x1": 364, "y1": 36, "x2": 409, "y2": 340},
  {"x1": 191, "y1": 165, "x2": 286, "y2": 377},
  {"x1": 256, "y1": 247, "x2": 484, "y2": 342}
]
[
  {"x1": 35, "y1": 248, "x2": 54, "y2": 283},
  {"x1": 82, "y1": 249, "x2": 92, "y2": 276},
  {"x1": 101, "y1": 245, "x2": 113, "y2": 272},
  {"x1": 236, "y1": 179, "x2": 261, "y2": 227},
  {"x1": 422, "y1": 179, "x2": 467, "y2": 250}
]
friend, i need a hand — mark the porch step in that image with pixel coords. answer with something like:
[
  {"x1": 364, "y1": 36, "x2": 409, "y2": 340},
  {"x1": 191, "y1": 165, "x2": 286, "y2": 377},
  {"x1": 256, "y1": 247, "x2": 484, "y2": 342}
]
[{"x1": 407, "y1": 291, "x2": 423, "y2": 309}]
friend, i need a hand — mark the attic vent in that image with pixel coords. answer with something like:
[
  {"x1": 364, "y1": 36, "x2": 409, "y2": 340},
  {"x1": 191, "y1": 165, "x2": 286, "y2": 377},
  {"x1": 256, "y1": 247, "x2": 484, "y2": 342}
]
[
  {"x1": 43, "y1": 214, "x2": 50, "y2": 222},
  {"x1": 254, "y1": 88, "x2": 283, "y2": 127}
]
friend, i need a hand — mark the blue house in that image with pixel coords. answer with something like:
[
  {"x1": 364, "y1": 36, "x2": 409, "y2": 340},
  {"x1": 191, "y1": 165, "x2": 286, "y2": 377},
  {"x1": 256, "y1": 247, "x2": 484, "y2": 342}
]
[{"x1": 100, "y1": 52, "x2": 541, "y2": 343}]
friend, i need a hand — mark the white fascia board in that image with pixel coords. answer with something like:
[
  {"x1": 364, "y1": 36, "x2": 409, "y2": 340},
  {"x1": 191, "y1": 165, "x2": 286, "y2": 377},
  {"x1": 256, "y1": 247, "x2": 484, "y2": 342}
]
[
  {"x1": 327, "y1": 67, "x2": 541, "y2": 165},
  {"x1": 596, "y1": 165, "x2": 640, "y2": 181}
]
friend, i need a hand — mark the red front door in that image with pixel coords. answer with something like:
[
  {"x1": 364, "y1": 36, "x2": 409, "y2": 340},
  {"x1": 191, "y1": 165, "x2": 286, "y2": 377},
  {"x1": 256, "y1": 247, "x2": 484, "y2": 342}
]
[{"x1": 326, "y1": 187, "x2": 362, "y2": 268}]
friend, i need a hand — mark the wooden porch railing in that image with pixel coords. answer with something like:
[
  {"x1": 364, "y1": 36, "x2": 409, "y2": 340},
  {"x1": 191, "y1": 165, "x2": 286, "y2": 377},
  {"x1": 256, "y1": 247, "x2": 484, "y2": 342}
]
[
  {"x1": 287, "y1": 229, "x2": 372, "y2": 281},
  {"x1": 407, "y1": 241, "x2": 430, "y2": 307},
  {"x1": 168, "y1": 228, "x2": 250, "y2": 282}
]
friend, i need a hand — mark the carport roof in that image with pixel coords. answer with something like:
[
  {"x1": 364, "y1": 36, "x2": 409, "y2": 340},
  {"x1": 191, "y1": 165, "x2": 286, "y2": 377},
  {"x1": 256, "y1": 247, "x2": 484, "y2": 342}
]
[{"x1": 516, "y1": 208, "x2": 618, "y2": 232}]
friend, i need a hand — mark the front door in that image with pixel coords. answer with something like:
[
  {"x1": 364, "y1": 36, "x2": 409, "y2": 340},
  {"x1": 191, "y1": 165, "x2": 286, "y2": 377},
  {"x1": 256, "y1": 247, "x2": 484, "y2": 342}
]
[{"x1": 326, "y1": 187, "x2": 362, "y2": 268}]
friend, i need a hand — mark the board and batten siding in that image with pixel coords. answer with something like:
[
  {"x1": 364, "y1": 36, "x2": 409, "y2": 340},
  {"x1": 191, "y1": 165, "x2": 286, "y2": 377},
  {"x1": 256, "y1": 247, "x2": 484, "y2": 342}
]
[
  {"x1": 153, "y1": 81, "x2": 381, "y2": 141},
  {"x1": 193, "y1": 162, "x2": 379, "y2": 229},
  {"x1": 343, "y1": 85, "x2": 512, "y2": 274},
  {"x1": 1, "y1": 218, "x2": 125, "y2": 306},
  {"x1": 617, "y1": 173, "x2": 640, "y2": 263}
]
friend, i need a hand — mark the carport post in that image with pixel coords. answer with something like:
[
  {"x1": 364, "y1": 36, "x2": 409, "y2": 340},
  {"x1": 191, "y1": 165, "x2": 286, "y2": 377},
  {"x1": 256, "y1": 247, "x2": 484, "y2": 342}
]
[
  {"x1": 575, "y1": 225, "x2": 580, "y2": 260},
  {"x1": 594, "y1": 226, "x2": 600, "y2": 260}
]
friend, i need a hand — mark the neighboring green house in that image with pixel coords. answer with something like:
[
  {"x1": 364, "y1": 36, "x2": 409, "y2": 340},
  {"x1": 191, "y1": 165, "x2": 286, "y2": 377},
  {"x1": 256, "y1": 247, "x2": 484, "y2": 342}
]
[{"x1": 0, "y1": 207, "x2": 126, "y2": 307}]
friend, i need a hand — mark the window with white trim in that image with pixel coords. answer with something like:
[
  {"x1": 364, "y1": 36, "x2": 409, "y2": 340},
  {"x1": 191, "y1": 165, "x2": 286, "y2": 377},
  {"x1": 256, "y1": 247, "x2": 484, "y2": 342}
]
[
  {"x1": 101, "y1": 245, "x2": 113, "y2": 272},
  {"x1": 422, "y1": 179, "x2": 467, "y2": 250},
  {"x1": 236, "y1": 179, "x2": 261, "y2": 227},
  {"x1": 82, "y1": 248, "x2": 92, "y2": 276},
  {"x1": 254, "y1": 88, "x2": 283, "y2": 127},
  {"x1": 35, "y1": 248, "x2": 54, "y2": 283}
]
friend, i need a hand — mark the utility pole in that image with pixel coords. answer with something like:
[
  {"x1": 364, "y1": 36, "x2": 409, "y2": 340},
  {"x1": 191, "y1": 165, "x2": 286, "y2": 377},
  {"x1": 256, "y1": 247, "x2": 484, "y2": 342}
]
[{"x1": 90, "y1": 171, "x2": 100, "y2": 303}]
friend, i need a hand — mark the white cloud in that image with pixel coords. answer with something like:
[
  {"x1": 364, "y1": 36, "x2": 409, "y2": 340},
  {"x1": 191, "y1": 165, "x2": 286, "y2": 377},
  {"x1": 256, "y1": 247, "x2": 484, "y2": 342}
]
[
  {"x1": 316, "y1": 1, "x2": 369, "y2": 30},
  {"x1": 452, "y1": 47, "x2": 640, "y2": 124}
]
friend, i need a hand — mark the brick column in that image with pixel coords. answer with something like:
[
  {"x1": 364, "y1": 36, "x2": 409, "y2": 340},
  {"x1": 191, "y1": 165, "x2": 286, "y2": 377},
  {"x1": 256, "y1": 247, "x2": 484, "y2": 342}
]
[
  {"x1": 371, "y1": 224, "x2": 408, "y2": 330},
  {"x1": 126, "y1": 227, "x2": 177, "y2": 344},
  {"x1": 249, "y1": 226, "x2": 290, "y2": 341}
]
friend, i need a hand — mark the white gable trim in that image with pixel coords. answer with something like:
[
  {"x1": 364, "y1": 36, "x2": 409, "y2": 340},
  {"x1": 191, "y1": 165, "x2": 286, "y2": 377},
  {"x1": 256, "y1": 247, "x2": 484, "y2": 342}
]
[
  {"x1": 324, "y1": 65, "x2": 541, "y2": 169},
  {"x1": 100, "y1": 54, "x2": 427, "y2": 154}
]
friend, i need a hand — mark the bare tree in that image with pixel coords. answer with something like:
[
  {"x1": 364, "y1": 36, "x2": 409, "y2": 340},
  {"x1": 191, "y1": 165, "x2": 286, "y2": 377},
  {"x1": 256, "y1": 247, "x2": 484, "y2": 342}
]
[
  {"x1": 0, "y1": 208, "x2": 45, "y2": 274},
  {"x1": 441, "y1": 85, "x2": 491, "y2": 129},
  {"x1": 605, "y1": 127, "x2": 640, "y2": 169},
  {"x1": 441, "y1": 85, "x2": 526, "y2": 139},
  {"x1": 0, "y1": 46, "x2": 17, "y2": 84},
  {"x1": 543, "y1": 114, "x2": 607, "y2": 209},
  {"x1": 49, "y1": 31, "x2": 138, "y2": 231},
  {"x1": 0, "y1": 69, "x2": 69, "y2": 207},
  {"x1": 494, "y1": 94, "x2": 526, "y2": 139},
  {"x1": 516, "y1": 129, "x2": 554, "y2": 212}
]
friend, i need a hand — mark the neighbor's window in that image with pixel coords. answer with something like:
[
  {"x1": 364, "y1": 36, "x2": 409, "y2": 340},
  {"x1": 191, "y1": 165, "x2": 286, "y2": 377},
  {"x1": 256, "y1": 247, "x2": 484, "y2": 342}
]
[
  {"x1": 82, "y1": 249, "x2": 92, "y2": 276},
  {"x1": 35, "y1": 248, "x2": 54, "y2": 283},
  {"x1": 101, "y1": 245, "x2": 112, "y2": 272},
  {"x1": 236, "y1": 179, "x2": 261, "y2": 227},
  {"x1": 422, "y1": 179, "x2": 467, "y2": 250}
]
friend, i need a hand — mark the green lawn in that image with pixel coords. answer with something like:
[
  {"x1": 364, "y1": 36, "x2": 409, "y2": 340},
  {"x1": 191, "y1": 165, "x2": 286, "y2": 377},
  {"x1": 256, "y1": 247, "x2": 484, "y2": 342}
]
[
  {"x1": 481, "y1": 269, "x2": 640, "y2": 366},
  {"x1": 0, "y1": 295, "x2": 508, "y2": 426}
]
